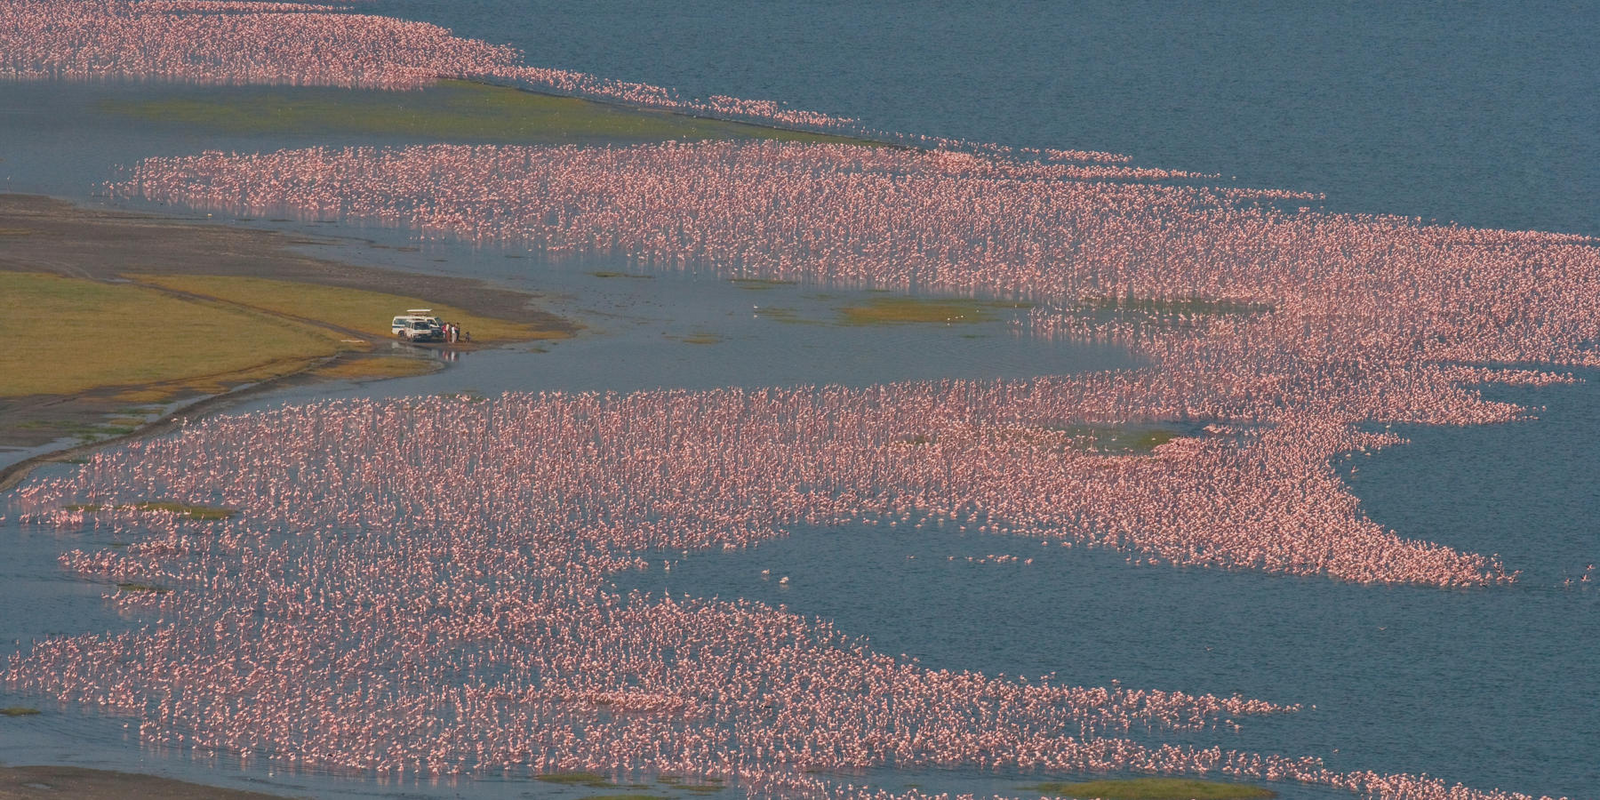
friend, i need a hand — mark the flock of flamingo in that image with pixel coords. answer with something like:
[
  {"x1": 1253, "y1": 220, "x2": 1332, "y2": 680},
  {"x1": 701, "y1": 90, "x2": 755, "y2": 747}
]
[
  {"x1": 0, "y1": 392, "x2": 1572, "y2": 800},
  {"x1": 0, "y1": 0, "x2": 1156, "y2": 156},
  {"x1": 0, "y1": 0, "x2": 860, "y2": 130},
  {"x1": 2, "y1": 1, "x2": 1596, "y2": 799}
]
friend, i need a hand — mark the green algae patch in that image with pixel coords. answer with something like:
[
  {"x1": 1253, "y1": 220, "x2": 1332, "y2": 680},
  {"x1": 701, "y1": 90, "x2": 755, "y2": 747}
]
[
  {"x1": 21, "y1": 419, "x2": 140, "y2": 442},
  {"x1": 101, "y1": 80, "x2": 872, "y2": 145},
  {"x1": 656, "y1": 774, "x2": 723, "y2": 794},
  {"x1": 590, "y1": 271, "x2": 655, "y2": 279},
  {"x1": 1, "y1": 707, "x2": 41, "y2": 717},
  {"x1": 1020, "y1": 778, "x2": 1276, "y2": 800},
  {"x1": 66, "y1": 501, "x2": 238, "y2": 520},
  {"x1": 130, "y1": 502, "x2": 238, "y2": 520},
  {"x1": 1000, "y1": 424, "x2": 1187, "y2": 456},
  {"x1": 1081, "y1": 296, "x2": 1270, "y2": 316},
  {"x1": 837, "y1": 297, "x2": 1028, "y2": 326},
  {"x1": 537, "y1": 772, "x2": 615, "y2": 788},
  {"x1": 313, "y1": 356, "x2": 439, "y2": 382},
  {"x1": 116, "y1": 583, "x2": 172, "y2": 594},
  {"x1": 752, "y1": 306, "x2": 817, "y2": 325},
  {"x1": 729, "y1": 277, "x2": 797, "y2": 290},
  {"x1": 1050, "y1": 425, "x2": 1183, "y2": 455},
  {"x1": 1073, "y1": 427, "x2": 1181, "y2": 454}
]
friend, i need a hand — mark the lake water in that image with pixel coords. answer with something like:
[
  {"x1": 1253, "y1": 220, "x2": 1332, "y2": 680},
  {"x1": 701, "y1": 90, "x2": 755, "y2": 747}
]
[
  {"x1": 377, "y1": 0, "x2": 1600, "y2": 238},
  {"x1": 2, "y1": 2, "x2": 1598, "y2": 798},
  {"x1": 614, "y1": 371, "x2": 1600, "y2": 798}
]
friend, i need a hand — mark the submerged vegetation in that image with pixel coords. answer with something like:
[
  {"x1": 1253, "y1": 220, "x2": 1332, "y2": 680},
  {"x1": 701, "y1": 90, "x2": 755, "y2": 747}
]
[
  {"x1": 837, "y1": 297, "x2": 1028, "y2": 326},
  {"x1": 1019, "y1": 778, "x2": 1277, "y2": 800},
  {"x1": 1, "y1": 706, "x2": 42, "y2": 717},
  {"x1": 1080, "y1": 295, "x2": 1270, "y2": 316},
  {"x1": 536, "y1": 771, "x2": 617, "y2": 788},
  {"x1": 116, "y1": 583, "x2": 171, "y2": 594},
  {"x1": 312, "y1": 356, "x2": 439, "y2": 382},
  {"x1": 905, "y1": 425, "x2": 1185, "y2": 456},
  {"x1": 751, "y1": 306, "x2": 813, "y2": 325},
  {"x1": 17, "y1": 419, "x2": 140, "y2": 442},
  {"x1": 1058, "y1": 425, "x2": 1184, "y2": 455},
  {"x1": 129, "y1": 501, "x2": 237, "y2": 520},
  {"x1": 729, "y1": 277, "x2": 798, "y2": 290},
  {"x1": 101, "y1": 80, "x2": 870, "y2": 145},
  {"x1": 66, "y1": 501, "x2": 237, "y2": 520},
  {"x1": 746, "y1": 296, "x2": 1029, "y2": 327}
]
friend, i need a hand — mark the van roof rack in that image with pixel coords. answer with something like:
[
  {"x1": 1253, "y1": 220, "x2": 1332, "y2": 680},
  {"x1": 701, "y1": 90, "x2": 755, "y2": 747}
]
[{"x1": 405, "y1": 308, "x2": 433, "y2": 315}]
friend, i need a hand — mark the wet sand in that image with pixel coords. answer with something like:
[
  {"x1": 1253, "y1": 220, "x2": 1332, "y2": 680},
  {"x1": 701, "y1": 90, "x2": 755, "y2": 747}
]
[{"x1": 0, "y1": 765, "x2": 294, "y2": 799}]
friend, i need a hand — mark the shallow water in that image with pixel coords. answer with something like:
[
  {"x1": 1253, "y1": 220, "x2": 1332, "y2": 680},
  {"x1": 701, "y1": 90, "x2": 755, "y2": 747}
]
[
  {"x1": 2, "y1": 2, "x2": 1599, "y2": 798},
  {"x1": 248, "y1": 248, "x2": 1130, "y2": 404}
]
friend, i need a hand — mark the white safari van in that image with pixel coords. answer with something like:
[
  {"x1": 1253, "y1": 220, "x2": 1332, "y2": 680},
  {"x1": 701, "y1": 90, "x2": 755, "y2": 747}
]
[{"x1": 391, "y1": 309, "x2": 443, "y2": 341}]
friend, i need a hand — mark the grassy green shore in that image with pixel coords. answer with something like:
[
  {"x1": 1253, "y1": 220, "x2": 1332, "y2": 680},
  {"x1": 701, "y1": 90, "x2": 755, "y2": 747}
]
[{"x1": 2, "y1": 271, "x2": 561, "y2": 399}]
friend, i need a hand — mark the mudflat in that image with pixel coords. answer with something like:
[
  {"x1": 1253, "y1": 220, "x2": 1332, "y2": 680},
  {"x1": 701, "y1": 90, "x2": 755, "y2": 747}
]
[
  {"x1": 0, "y1": 193, "x2": 573, "y2": 477},
  {"x1": 0, "y1": 765, "x2": 295, "y2": 799},
  {"x1": 0, "y1": 193, "x2": 569, "y2": 326}
]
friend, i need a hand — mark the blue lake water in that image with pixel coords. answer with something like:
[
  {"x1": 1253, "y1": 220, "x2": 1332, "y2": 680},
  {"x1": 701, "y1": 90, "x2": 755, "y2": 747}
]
[
  {"x1": 379, "y1": 0, "x2": 1600, "y2": 238},
  {"x1": 614, "y1": 371, "x2": 1600, "y2": 798},
  {"x1": 2, "y1": 1, "x2": 1598, "y2": 798}
]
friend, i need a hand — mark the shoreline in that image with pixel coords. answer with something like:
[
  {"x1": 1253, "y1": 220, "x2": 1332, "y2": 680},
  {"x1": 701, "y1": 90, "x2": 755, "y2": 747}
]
[
  {"x1": 0, "y1": 193, "x2": 575, "y2": 491},
  {"x1": 91, "y1": 76, "x2": 887, "y2": 148},
  {"x1": 454, "y1": 76, "x2": 894, "y2": 147},
  {"x1": 0, "y1": 765, "x2": 293, "y2": 800}
]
